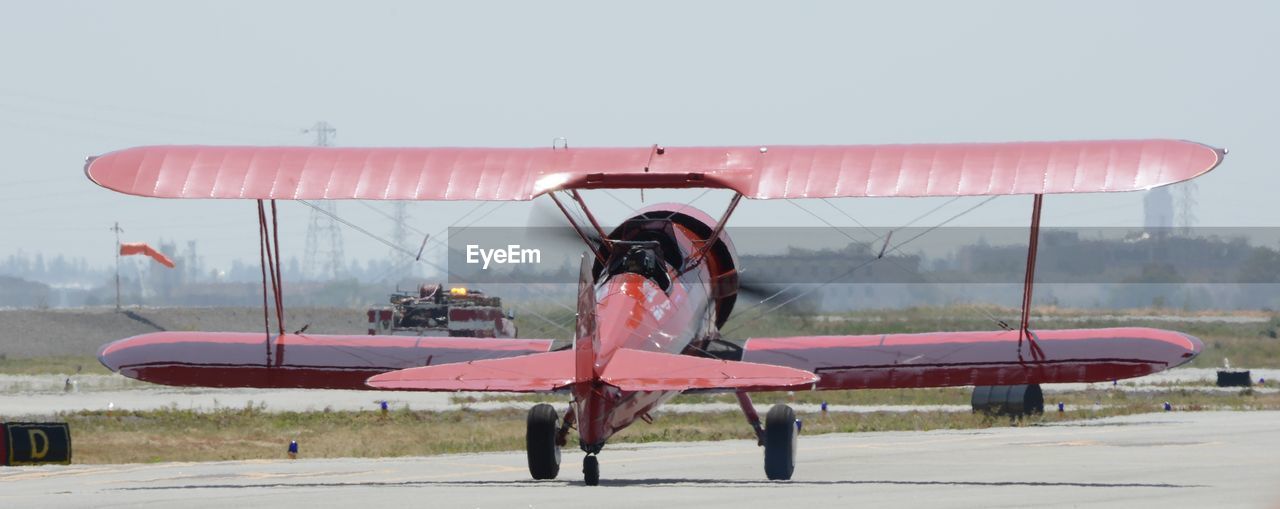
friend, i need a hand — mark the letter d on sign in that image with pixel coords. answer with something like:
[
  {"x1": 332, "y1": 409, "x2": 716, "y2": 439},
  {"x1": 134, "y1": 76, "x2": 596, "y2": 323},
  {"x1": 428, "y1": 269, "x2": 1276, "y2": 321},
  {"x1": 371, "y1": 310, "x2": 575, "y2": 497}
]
[{"x1": 27, "y1": 429, "x2": 48, "y2": 460}]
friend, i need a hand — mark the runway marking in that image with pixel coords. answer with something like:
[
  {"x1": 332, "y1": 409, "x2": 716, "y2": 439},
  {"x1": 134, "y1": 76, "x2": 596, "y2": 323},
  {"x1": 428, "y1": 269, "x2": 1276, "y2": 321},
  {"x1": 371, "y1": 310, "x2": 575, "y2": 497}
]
[
  {"x1": 110, "y1": 466, "x2": 541, "y2": 492},
  {"x1": 0, "y1": 467, "x2": 114, "y2": 482},
  {"x1": 1020, "y1": 440, "x2": 1103, "y2": 447},
  {"x1": 240, "y1": 470, "x2": 381, "y2": 480}
]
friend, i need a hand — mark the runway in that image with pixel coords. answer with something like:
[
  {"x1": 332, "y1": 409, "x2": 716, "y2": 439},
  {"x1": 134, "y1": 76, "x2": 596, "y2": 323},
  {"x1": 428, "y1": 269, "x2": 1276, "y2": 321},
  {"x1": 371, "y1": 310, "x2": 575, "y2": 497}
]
[{"x1": 2, "y1": 411, "x2": 1277, "y2": 508}]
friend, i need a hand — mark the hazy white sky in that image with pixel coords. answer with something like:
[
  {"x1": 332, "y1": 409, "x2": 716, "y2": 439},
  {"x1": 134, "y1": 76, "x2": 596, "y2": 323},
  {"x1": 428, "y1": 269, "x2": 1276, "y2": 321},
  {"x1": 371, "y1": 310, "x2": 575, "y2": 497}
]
[{"x1": 0, "y1": 1, "x2": 1275, "y2": 269}]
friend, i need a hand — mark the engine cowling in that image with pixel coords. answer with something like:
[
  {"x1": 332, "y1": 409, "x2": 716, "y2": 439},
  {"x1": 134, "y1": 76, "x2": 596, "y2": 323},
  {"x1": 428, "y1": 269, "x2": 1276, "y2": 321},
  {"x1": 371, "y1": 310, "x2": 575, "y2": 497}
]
[{"x1": 605, "y1": 203, "x2": 740, "y2": 327}]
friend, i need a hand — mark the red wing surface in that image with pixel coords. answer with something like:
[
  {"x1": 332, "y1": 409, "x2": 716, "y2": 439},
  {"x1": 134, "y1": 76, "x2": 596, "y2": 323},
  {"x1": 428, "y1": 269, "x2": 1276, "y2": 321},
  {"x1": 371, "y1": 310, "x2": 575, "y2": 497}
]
[
  {"x1": 86, "y1": 140, "x2": 1222, "y2": 200},
  {"x1": 741, "y1": 327, "x2": 1201, "y2": 390},
  {"x1": 97, "y1": 332, "x2": 554, "y2": 389}
]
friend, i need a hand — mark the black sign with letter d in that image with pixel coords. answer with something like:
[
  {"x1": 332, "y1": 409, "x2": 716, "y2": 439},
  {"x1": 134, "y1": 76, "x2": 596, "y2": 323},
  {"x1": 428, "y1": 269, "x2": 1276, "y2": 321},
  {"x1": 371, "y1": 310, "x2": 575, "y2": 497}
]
[{"x1": 1, "y1": 422, "x2": 72, "y2": 465}]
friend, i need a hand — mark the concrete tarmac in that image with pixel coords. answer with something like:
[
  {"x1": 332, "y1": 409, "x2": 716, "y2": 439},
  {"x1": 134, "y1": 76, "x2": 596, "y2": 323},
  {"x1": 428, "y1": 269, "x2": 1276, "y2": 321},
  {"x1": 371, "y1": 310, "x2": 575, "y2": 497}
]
[{"x1": 2, "y1": 411, "x2": 1278, "y2": 508}]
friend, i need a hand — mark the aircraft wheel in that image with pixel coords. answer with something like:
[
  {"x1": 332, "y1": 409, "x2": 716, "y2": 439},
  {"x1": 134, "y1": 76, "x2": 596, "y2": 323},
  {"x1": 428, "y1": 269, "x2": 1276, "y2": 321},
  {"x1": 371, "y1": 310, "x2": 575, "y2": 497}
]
[
  {"x1": 764, "y1": 404, "x2": 797, "y2": 481},
  {"x1": 526, "y1": 403, "x2": 561, "y2": 480},
  {"x1": 583, "y1": 455, "x2": 600, "y2": 486}
]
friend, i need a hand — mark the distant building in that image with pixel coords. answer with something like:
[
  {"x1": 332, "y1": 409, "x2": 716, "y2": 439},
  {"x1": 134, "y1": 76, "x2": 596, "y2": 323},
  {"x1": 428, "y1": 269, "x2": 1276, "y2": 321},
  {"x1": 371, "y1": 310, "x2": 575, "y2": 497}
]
[{"x1": 1144, "y1": 187, "x2": 1174, "y2": 231}]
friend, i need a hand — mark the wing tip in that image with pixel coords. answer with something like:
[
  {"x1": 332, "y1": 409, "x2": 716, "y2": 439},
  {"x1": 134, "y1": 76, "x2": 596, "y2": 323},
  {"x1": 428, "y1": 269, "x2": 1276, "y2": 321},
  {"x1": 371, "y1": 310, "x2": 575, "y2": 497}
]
[
  {"x1": 1178, "y1": 138, "x2": 1227, "y2": 172},
  {"x1": 83, "y1": 154, "x2": 103, "y2": 187}
]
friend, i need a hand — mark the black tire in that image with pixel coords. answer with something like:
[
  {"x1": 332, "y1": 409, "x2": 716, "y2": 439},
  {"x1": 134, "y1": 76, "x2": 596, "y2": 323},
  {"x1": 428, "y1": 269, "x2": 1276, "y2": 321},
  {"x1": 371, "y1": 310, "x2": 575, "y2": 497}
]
[
  {"x1": 526, "y1": 404, "x2": 561, "y2": 480},
  {"x1": 972, "y1": 384, "x2": 1044, "y2": 417},
  {"x1": 583, "y1": 455, "x2": 600, "y2": 486},
  {"x1": 764, "y1": 404, "x2": 797, "y2": 481}
]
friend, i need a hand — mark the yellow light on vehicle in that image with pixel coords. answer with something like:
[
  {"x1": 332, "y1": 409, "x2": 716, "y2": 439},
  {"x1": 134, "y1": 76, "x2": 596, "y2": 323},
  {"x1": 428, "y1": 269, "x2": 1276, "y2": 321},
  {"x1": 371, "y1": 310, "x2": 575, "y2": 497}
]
[{"x1": 449, "y1": 287, "x2": 468, "y2": 296}]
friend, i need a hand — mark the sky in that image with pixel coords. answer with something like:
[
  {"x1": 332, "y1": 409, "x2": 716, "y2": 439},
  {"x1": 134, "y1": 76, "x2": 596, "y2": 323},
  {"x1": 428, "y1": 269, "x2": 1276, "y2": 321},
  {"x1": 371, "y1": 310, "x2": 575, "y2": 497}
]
[{"x1": 0, "y1": 0, "x2": 1276, "y2": 271}]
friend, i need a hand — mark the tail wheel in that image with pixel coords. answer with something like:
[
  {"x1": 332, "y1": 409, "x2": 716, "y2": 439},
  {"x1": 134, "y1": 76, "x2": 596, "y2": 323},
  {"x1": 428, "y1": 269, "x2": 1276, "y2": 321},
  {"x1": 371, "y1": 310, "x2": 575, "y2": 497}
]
[
  {"x1": 583, "y1": 455, "x2": 600, "y2": 486},
  {"x1": 526, "y1": 404, "x2": 561, "y2": 480},
  {"x1": 763, "y1": 404, "x2": 797, "y2": 481}
]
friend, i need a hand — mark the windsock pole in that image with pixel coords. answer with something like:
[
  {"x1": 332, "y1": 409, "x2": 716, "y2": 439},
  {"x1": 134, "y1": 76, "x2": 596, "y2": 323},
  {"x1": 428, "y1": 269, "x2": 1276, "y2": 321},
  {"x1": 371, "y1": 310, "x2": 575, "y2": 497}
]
[{"x1": 111, "y1": 222, "x2": 123, "y2": 311}]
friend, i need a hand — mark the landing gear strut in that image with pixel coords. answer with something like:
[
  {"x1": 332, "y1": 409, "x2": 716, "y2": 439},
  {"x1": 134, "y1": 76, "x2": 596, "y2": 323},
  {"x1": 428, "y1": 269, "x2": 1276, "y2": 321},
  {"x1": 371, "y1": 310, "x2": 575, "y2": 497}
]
[
  {"x1": 526, "y1": 404, "x2": 561, "y2": 480},
  {"x1": 583, "y1": 454, "x2": 600, "y2": 486},
  {"x1": 763, "y1": 404, "x2": 797, "y2": 481}
]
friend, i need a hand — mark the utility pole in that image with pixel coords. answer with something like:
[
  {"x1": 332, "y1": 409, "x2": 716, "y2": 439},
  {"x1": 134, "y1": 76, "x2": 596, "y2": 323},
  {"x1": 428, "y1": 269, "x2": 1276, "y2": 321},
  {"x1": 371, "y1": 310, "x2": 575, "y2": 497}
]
[
  {"x1": 110, "y1": 222, "x2": 123, "y2": 311},
  {"x1": 1177, "y1": 181, "x2": 1198, "y2": 236},
  {"x1": 301, "y1": 121, "x2": 346, "y2": 280},
  {"x1": 390, "y1": 201, "x2": 411, "y2": 276},
  {"x1": 303, "y1": 121, "x2": 336, "y2": 148}
]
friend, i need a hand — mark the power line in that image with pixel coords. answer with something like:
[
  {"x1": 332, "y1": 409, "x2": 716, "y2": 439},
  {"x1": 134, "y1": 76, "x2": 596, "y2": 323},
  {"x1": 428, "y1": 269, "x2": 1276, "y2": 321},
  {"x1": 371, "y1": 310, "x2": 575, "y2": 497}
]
[
  {"x1": 0, "y1": 87, "x2": 299, "y2": 132},
  {"x1": 723, "y1": 196, "x2": 1000, "y2": 337}
]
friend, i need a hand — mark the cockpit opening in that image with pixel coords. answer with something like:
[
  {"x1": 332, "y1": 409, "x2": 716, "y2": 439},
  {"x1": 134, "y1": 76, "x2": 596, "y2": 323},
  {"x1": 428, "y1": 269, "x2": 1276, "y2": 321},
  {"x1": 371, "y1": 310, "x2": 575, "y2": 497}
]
[{"x1": 605, "y1": 241, "x2": 671, "y2": 291}]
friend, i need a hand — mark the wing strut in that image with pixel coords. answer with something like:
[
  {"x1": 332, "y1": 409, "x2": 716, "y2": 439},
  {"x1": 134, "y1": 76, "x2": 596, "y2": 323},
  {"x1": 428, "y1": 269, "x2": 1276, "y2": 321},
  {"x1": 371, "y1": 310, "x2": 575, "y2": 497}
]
[
  {"x1": 680, "y1": 192, "x2": 742, "y2": 274},
  {"x1": 256, "y1": 199, "x2": 286, "y2": 366},
  {"x1": 1018, "y1": 194, "x2": 1046, "y2": 362},
  {"x1": 548, "y1": 191, "x2": 609, "y2": 262}
]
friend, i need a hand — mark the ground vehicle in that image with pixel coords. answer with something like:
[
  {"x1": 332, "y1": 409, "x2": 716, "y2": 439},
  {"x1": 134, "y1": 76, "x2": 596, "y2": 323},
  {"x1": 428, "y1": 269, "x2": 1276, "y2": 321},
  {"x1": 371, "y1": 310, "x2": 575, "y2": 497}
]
[{"x1": 368, "y1": 284, "x2": 516, "y2": 338}]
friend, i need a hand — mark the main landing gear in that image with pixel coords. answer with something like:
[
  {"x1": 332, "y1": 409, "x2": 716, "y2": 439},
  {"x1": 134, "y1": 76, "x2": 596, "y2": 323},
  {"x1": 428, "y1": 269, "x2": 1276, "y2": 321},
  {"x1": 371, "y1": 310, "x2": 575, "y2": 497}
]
[
  {"x1": 528, "y1": 404, "x2": 590, "y2": 484},
  {"x1": 526, "y1": 404, "x2": 561, "y2": 479},
  {"x1": 736, "y1": 392, "x2": 799, "y2": 481},
  {"x1": 763, "y1": 404, "x2": 798, "y2": 480},
  {"x1": 529, "y1": 396, "x2": 800, "y2": 485}
]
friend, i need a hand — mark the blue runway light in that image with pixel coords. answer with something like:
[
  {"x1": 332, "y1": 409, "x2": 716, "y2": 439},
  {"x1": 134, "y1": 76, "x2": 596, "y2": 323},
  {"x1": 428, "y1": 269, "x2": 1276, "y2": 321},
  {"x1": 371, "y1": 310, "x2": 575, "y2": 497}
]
[
  {"x1": 1057, "y1": 402, "x2": 1064, "y2": 412},
  {"x1": 1163, "y1": 402, "x2": 1172, "y2": 411},
  {"x1": 820, "y1": 401, "x2": 828, "y2": 414},
  {"x1": 795, "y1": 419, "x2": 803, "y2": 433},
  {"x1": 288, "y1": 440, "x2": 298, "y2": 459},
  {"x1": 381, "y1": 400, "x2": 389, "y2": 411}
]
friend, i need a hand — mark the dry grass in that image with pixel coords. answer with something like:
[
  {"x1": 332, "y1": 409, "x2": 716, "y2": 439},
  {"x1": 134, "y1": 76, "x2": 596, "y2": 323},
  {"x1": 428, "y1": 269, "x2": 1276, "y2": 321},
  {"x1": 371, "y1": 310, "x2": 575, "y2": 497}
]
[
  {"x1": 0, "y1": 355, "x2": 109, "y2": 375},
  {"x1": 66, "y1": 404, "x2": 528, "y2": 464}
]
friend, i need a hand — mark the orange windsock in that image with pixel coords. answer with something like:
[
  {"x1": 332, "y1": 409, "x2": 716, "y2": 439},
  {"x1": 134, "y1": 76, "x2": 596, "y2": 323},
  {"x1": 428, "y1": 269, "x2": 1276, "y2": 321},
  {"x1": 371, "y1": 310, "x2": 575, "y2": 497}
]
[{"x1": 119, "y1": 242, "x2": 176, "y2": 268}]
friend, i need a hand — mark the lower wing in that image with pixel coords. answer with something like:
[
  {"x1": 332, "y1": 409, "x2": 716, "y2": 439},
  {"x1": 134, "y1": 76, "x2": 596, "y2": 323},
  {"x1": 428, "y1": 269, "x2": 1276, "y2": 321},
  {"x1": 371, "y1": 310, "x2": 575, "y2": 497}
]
[
  {"x1": 98, "y1": 331, "x2": 554, "y2": 389},
  {"x1": 741, "y1": 327, "x2": 1201, "y2": 390}
]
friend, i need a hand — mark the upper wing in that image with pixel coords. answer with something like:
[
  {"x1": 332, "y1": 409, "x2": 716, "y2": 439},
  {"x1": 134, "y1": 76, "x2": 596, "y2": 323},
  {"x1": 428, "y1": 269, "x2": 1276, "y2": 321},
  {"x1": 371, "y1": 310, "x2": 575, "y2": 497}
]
[
  {"x1": 85, "y1": 140, "x2": 1223, "y2": 201},
  {"x1": 740, "y1": 327, "x2": 1201, "y2": 390}
]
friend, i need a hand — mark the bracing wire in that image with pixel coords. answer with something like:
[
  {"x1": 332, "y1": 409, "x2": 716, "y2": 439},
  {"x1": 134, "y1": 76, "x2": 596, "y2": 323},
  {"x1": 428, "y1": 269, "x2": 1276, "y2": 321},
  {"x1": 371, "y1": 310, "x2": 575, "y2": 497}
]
[{"x1": 723, "y1": 195, "x2": 1001, "y2": 337}]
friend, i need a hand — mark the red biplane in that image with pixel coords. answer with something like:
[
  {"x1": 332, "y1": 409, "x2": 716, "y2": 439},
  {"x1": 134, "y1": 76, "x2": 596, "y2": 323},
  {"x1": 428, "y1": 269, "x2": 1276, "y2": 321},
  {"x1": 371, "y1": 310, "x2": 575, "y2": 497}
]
[{"x1": 88, "y1": 139, "x2": 1222, "y2": 485}]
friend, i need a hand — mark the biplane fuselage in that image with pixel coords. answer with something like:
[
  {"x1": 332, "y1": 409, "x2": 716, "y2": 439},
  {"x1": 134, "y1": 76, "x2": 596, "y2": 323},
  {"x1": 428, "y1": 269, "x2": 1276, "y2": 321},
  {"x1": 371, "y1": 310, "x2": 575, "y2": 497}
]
[{"x1": 568, "y1": 217, "x2": 716, "y2": 449}]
